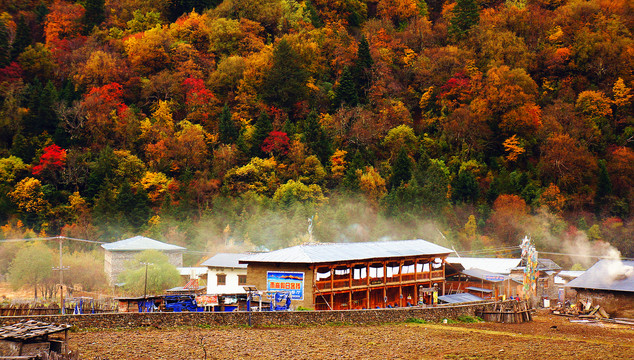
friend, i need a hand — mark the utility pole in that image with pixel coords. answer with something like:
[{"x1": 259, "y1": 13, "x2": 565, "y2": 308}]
[
  {"x1": 140, "y1": 262, "x2": 153, "y2": 299},
  {"x1": 52, "y1": 236, "x2": 69, "y2": 315}
]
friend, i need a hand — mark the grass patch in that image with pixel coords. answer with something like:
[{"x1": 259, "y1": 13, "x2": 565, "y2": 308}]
[
  {"x1": 457, "y1": 315, "x2": 483, "y2": 323},
  {"x1": 405, "y1": 317, "x2": 427, "y2": 324}
]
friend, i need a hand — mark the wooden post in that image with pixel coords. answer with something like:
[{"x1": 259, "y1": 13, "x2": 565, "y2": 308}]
[{"x1": 330, "y1": 264, "x2": 334, "y2": 290}]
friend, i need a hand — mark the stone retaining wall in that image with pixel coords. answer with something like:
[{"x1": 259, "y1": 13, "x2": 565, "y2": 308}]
[{"x1": 0, "y1": 301, "x2": 506, "y2": 330}]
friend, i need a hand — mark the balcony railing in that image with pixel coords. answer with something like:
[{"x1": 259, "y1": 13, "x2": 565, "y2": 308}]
[{"x1": 316, "y1": 270, "x2": 439, "y2": 290}]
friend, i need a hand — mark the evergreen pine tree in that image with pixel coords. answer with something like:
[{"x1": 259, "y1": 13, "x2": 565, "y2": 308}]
[
  {"x1": 451, "y1": 170, "x2": 479, "y2": 204},
  {"x1": 448, "y1": 0, "x2": 480, "y2": 40},
  {"x1": 116, "y1": 180, "x2": 151, "y2": 230},
  {"x1": 303, "y1": 110, "x2": 332, "y2": 164},
  {"x1": 22, "y1": 79, "x2": 43, "y2": 135},
  {"x1": 333, "y1": 66, "x2": 358, "y2": 108},
  {"x1": 343, "y1": 150, "x2": 364, "y2": 190},
  {"x1": 389, "y1": 147, "x2": 412, "y2": 189},
  {"x1": 33, "y1": 3, "x2": 50, "y2": 42},
  {"x1": 0, "y1": 20, "x2": 10, "y2": 67},
  {"x1": 83, "y1": 0, "x2": 106, "y2": 34},
  {"x1": 596, "y1": 159, "x2": 612, "y2": 200},
  {"x1": 353, "y1": 36, "x2": 373, "y2": 103},
  {"x1": 251, "y1": 111, "x2": 273, "y2": 157},
  {"x1": 306, "y1": 1, "x2": 323, "y2": 28},
  {"x1": 23, "y1": 80, "x2": 59, "y2": 136},
  {"x1": 218, "y1": 104, "x2": 238, "y2": 144},
  {"x1": 11, "y1": 15, "x2": 32, "y2": 60},
  {"x1": 262, "y1": 38, "x2": 309, "y2": 112}
]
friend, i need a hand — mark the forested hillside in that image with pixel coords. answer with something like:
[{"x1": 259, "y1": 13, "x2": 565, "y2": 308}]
[{"x1": 0, "y1": 0, "x2": 632, "y2": 264}]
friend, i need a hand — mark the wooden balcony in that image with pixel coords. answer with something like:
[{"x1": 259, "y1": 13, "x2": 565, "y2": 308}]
[{"x1": 315, "y1": 271, "x2": 439, "y2": 291}]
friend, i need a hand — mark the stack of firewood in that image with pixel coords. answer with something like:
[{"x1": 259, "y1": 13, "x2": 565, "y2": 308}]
[{"x1": 551, "y1": 299, "x2": 610, "y2": 319}]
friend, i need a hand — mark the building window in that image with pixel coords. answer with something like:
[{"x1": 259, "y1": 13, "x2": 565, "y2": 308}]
[
  {"x1": 238, "y1": 275, "x2": 247, "y2": 285},
  {"x1": 217, "y1": 274, "x2": 226, "y2": 286}
]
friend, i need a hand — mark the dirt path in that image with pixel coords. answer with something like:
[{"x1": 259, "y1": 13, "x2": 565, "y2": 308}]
[{"x1": 70, "y1": 314, "x2": 634, "y2": 359}]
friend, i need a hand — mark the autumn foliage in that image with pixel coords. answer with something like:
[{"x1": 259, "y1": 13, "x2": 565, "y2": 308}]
[{"x1": 0, "y1": 0, "x2": 633, "y2": 258}]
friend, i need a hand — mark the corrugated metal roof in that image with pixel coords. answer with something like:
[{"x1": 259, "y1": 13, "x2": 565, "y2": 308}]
[
  {"x1": 438, "y1": 293, "x2": 484, "y2": 304},
  {"x1": 461, "y1": 268, "x2": 509, "y2": 282},
  {"x1": 446, "y1": 257, "x2": 522, "y2": 274},
  {"x1": 566, "y1": 259, "x2": 634, "y2": 293},
  {"x1": 465, "y1": 286, "x2": 493, "y2": 293},
  {"x1": 201, "y1": 253, "x2": 250, "y2": 268},
  {"x1": 101, "y1": 236, "x2": 185, "y2": 252},
  {"x1": 240, "y1": 239, "x2": 451, "y2": 264}
]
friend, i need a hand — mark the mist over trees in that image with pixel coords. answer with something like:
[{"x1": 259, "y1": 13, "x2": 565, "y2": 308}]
[{"x1": 0, "y1": 0, "x2": 632, "y2": 282}]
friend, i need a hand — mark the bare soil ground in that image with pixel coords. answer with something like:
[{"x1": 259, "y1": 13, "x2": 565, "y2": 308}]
[{"x1": 69, "y1": 312, "x2": 634, "y2": 360}]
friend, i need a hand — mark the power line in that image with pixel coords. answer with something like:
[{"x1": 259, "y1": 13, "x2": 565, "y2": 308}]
[
  {"x1": 538, "y1": 251, "x2": 634, "y2": 261},
  {"x1": 0, "y1": 236, "x2": 104, "y2": 244}
]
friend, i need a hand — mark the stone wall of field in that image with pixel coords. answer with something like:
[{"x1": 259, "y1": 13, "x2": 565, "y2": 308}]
[{"x1": 0, "y1": 301, "x2": 508, "y2": 330}]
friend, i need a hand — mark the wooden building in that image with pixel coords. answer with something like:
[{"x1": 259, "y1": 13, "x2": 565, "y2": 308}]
[
  {"x1": 0, "y1": 320, "x2": 70, "y2": 358},
  {"x1": 445, "y1": 268, "x2": 516, "y2": 300},
  {"x1": 240, "y1": 239, "x2": 452, "y2": 310}
]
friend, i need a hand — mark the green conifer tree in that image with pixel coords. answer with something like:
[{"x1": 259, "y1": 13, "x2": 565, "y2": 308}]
[
  {"x1": 262, "y1": 38, "x2": 309, "y2": 112},
  {"x1": 333, "y1": 66, "x2": 358, "y2": 108},
  {"x1": 448, "y1": 0, "x2": 480, "y2": 40},
  {"x1": 353, "y1": 36, "x2": 373, "y2": 103},
  {"x1": 303, "y1": 110, "x2": 332, "y2": 164},
  {"x1": 0, "y1": 20, "x2": 10, "y2": 67},
  {"x1": 83, "y1": 0, "x2": 106, "y2": 34},
  {"x1": 23, "y1": 80, "x2": 59, "y2": 136},
  {"x1": 251, "y1": 111, "x2": 273, "y2": 157},
  {"x1": 451, "y1": 170, "x2": 479, "y2": 204},
  {"x1": 389, "y1": 147, "x2": 412, "y2": 189},
  {"x1": 596, "y1": 159, "x2": 612, "y2": 201},
  {"x1": 218, "y1": 104, "x2": 238, "y2": 144},
  {"x1": 11, "y1": 15, "x2": 32, "y2": 60}
]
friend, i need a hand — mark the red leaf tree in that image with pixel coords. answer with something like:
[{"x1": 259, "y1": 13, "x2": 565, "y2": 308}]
[
  {"x1": 32, "y1": 144, "x2": 67, "y2": 176},
  {"x1": 261, "y1": 131, "x2": 290, "y2": 157}
]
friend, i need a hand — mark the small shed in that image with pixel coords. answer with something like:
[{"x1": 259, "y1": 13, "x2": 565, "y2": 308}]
[{"x1": 0, "y1": 320, "x2": 70, "y2": 358}]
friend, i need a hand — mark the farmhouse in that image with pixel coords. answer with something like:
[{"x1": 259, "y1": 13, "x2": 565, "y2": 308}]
[
  {"x1": 240, "y1": 239, "x2": 452, "y2": 310},
  {"x1": 101, "y1": 236, "x2": 185, "y2": 283},
  {"x1": 201, "y1": 253, "x2": 249, "y2": 295},
  {"x1": 566, "y1": 259, "x2": 634, "y2": 317}
]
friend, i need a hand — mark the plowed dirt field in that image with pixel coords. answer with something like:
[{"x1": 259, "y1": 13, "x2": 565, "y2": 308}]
[{"x1": 70, "y1": 313, "x2": 634, "y2": 359}]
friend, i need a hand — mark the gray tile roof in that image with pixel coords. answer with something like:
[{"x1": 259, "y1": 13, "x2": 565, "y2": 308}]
[
  {"x1": 101, "y1": 235, "x2": 185, "y2": 252},
  {"x1": 239, "y1": 239, "x2": 451, "y2": 264},
  {"x1": 566, "y1": 259, "x2": 634, "y2": 293},
  {"x1": 201, "y1": 253, "x2": 249, "y2": 268},
  {"x1": 0, "y1": 320, "x2": 70, "y2": 341}
]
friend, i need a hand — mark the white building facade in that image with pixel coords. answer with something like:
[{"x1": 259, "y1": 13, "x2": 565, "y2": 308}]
[{"x1": 201, "y1": 253, "x2": 249, "y2": 294}]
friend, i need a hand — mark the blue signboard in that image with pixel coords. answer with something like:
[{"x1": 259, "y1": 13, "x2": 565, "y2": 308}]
[
  {"x1": 484, "y1": 275, "x2": 505, "y2": 282},
  {"x1": 267, "y1": 271, "x2": 304, "y2": 300}
]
